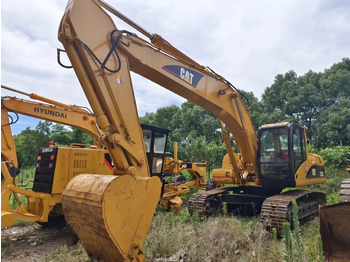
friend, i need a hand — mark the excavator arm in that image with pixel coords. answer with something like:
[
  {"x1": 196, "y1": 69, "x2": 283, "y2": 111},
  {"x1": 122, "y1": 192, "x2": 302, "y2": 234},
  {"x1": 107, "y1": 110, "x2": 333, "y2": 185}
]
[
  {"x1": 58, "y1": 2, "x2": 162, "y2": 261},
  {"x1": 1, "y1": 85, "x2": 101, "y2": 141},
  {"x1": 1, "y1": 107, "x2": 18, "y2": 168},
  {"x1": 59, "y1": 0, "x2": 257, "y2": 180}
]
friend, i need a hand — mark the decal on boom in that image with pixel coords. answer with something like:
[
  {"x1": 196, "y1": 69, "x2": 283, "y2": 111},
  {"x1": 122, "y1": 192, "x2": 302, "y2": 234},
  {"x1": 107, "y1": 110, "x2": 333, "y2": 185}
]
[
  {"x1": 34, "y1": 107, "x2": 67, "y2": 119},
  {"x1": 162, "y1": 65, "x2": 204, "y2": 87}
]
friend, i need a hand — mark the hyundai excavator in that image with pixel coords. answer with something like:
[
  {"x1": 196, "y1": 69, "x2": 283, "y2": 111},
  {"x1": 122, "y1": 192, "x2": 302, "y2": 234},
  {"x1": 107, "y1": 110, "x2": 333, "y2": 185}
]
[
  {"x1": 1, "y1": 85, "x2": 113, "y2": 227},
  {"x1": 1, "y1": 86, "x2": 204, "y2": 227},
  {"x1": 56, "y1": 0, "x2": 327, "y2": 261}
]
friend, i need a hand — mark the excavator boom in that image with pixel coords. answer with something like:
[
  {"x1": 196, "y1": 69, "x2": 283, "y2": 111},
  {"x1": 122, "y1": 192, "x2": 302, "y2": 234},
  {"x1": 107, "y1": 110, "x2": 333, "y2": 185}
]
[
  {"x1": 1, "y1": 86, "x2": 101, "y2": 141},
  {"x1": 59, "y1": 0, "x2": 257, "y2": 177}
]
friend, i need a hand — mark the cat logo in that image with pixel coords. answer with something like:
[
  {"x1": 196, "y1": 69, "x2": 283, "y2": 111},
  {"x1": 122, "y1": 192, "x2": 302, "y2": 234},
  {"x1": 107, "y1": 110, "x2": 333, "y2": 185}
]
[
  {"x1": 180, "y1": 68, "x2": 194, "y2": 85},
  {"x1": 162, "y1": 65, "x2": 204, "y2": 87}
]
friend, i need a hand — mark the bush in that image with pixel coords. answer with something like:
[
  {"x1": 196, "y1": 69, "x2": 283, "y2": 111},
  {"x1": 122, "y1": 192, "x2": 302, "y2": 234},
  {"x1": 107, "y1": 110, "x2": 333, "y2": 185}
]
[{"x1": 318, "y1": 146, "x2": 350, "y2": 167}]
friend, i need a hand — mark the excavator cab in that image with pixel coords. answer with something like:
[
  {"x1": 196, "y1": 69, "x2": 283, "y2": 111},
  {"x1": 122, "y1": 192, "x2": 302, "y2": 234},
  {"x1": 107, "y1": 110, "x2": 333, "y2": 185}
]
[
  {"x1": 141, "y1": 124, "x2": 170, "y2": 178},
  {"x1": 257, "y1": 122, "x2": 307, "y2": 188}
]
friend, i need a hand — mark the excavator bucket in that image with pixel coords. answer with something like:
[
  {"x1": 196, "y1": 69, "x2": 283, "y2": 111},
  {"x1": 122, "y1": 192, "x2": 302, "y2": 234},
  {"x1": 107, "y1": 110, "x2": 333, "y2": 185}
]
[
  {"x1": 319, "y1": 202, "x2": 350, "y2": 261},
  {"x1": 320, "y1": 179, "x2": 350, "y2": 261},
  {"x1": 62, "y1": 174, "x2": 161, "y2": 261}
]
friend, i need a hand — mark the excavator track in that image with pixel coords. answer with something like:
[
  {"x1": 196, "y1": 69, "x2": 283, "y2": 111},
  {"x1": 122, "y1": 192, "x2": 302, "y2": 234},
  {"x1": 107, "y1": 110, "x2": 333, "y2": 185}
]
[
  {"x1": 189, "y1": 186, "x2": 280, "y2": 217},
  {"x1": 339, "y1": 178, "x2": 350, "y2": 202},
  {"x1": 261, "y1": 190, "x2": 326, "y2": 234},
  {"x1": 188, "y1": 187, "x2": 230, "y2": 216}
]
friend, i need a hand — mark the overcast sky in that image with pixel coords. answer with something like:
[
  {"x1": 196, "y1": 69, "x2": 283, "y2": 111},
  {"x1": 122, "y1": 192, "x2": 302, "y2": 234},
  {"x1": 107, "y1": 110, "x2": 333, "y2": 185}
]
[{"x1": 2, "y1": 0, "x2": 350, "y2": 134}]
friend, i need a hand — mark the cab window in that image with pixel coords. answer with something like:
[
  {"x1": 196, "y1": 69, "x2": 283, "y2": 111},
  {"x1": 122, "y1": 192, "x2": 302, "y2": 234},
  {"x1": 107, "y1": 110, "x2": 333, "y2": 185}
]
[
  {"x1": 143, "y1": 129, "x2": 152, "y2": 153},
  {"x1": 293, "y1": 128, "x2": 306, "y2": 172},
  {"x1": 153, "y1": 132, "x2": 167, "y2": 153},
  {"x1": 259, "y1": 128, "x2": 289, "y2": 179},
  {"x1": 260, "y1": 129, "x2": 288, "y2": 163}
]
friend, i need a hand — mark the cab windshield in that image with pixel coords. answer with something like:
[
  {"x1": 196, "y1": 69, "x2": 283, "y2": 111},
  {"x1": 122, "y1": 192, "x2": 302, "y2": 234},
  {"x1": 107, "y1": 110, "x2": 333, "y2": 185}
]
[{"x1": 259, "y1": 128, "x2": 289, "y2": 179}]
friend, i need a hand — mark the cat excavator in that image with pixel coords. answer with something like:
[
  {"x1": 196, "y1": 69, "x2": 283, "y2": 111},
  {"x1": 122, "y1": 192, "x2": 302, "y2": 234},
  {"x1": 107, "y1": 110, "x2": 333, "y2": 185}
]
[{"x1": 57, "y1": 0, "x2": 327, "y2": 261}]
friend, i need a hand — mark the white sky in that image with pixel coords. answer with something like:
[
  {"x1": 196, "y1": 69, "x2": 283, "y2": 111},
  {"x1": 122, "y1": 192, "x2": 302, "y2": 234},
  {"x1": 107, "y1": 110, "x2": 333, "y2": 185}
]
[{"x1": 1, "y1": 0, "x2": 350, "y2": 134}]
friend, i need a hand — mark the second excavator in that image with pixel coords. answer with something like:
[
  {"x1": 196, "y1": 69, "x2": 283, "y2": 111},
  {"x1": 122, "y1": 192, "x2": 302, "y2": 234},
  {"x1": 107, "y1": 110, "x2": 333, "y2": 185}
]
[
  {"x1": 1, "y1": 85, "x2": 112, "y2": 227},
  {"x1": 54, "y1": 0, "x2": 326, "y2": 260}
]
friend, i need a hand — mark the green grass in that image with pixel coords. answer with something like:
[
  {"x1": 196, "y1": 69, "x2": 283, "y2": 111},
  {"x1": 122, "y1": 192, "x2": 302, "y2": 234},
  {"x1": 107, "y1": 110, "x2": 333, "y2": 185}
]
[
  {"x1": 44, "y1": 242, "x2": 91, "y2": 262},
  {"x1": 3, "y1": 211, "x2": 321, "y2": 262},
  {"x1": 143, "y1": 208, "x2": 325, "y2": 261},
  {"x1": 4, "y1": 166, "x2": 346, "y2": 261},
  {"x1": 145, "y1": 209, "x2": 274, "y2": 261},
  {"x1": 8, "y1": 166, "x2": 35, "y2": 210},
  {"x1": 16, "y1": 166, "x2": 36, "y2": 188}
]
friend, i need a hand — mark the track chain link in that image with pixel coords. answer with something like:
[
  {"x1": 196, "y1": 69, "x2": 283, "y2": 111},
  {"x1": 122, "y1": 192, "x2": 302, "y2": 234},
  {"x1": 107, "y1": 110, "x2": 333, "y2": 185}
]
[
  {"x1": 188, "y1": 187, "x2": 229, "y2": 217},
  {"x1": 261, "y1": 190, "x2": 326, "y2": 234}
]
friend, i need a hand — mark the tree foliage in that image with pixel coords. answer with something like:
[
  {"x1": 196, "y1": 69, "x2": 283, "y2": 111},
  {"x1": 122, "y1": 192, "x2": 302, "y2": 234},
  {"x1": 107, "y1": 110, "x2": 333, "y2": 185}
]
[
  {"x1": 140, "y1": 101, "x2": 227, "y2": 170},
  {"x1": 261, "y1": 58, "x2": 350, "y2": 147}
]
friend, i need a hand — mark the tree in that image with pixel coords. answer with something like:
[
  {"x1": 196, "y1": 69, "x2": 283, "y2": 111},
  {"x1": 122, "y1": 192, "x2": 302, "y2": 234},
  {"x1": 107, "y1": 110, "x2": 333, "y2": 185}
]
[
  {"x1": 71, "y1": 128, "x2": 94, "y2": 145},
  {"x1": 14, "y1": 128, "x2": 50, "y2": 167},
  {"x1": 140, "y1": 101, "x2": 229, "y2": 169},
  {"x1": 315, "y1": 97, "x2": 350, "y2": 148},
  {"x1": 261, "y1": 58, "x2": 350, "y2": 147},
  {"x1": 238, "y1": 89, "x2": 263, "y2": 130},
  {"x1": 14, "y1": 120, "x2": 95, "y2": 167}
]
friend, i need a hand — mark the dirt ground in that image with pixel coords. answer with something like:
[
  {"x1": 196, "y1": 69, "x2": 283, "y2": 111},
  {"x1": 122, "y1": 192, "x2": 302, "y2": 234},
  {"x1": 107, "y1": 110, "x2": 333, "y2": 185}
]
[{"x1": 1, "y1": 222, "x2": 79, "y2": 262}]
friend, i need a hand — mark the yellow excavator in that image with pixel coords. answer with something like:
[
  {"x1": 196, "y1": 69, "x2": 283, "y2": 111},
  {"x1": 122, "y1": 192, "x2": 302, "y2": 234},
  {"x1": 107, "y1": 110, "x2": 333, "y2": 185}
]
[
  {"x1": 161, "y1": 142, "x2": 206, "y2": 211},
  {"x1": 1, "y1": 85, "x2": 113, "y2": 227},
  {"x1": 56, "y1": 0, "x2": 327, "y2": 260},
  {"x1": 1, "y1": 86, "x2": 205, "y2": 227}
]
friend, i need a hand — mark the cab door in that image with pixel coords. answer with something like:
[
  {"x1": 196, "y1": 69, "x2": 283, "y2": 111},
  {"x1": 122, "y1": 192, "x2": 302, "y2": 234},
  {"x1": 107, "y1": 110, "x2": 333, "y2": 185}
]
[{"x1": 141, "y1": 124, "x2": 170, "y2": 178}]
